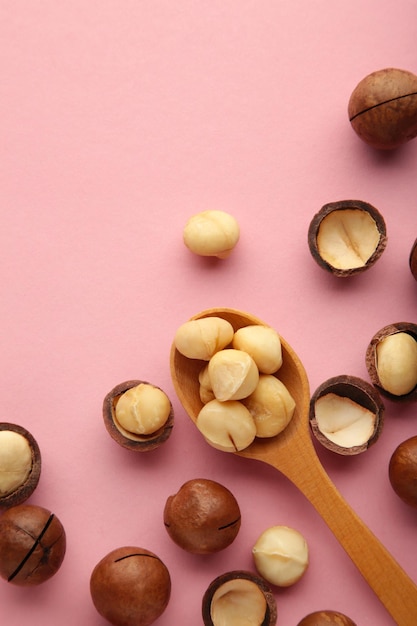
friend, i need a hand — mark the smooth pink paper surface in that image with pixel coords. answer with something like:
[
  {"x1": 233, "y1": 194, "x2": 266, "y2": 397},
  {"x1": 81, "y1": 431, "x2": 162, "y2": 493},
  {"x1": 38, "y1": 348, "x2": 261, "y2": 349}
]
[{"x1": 1, "y1": 2, "x2": 416, "y2": 624}]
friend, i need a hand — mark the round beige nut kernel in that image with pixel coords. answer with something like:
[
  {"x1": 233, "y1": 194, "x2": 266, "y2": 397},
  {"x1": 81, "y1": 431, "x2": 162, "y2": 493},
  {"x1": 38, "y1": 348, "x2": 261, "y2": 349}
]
[
  {"x1": 252, "y1": 525, "x2": 309, "y2": 587},
  {"x1": 242, "y1": 375, "x2": 295, "y2": 438},
  {"x1": 0, "y1": 431, "x2": 32, "y2": 497},
  {"x1": 376, "y1": 332, "x2": 417, "y2": 396},
  {"x1": 174, "y1": 317, "x2": 234, "y2": 361},
  {"x1": 183, "y1": 210, "x2": 240, "y2": 259},
  {"x1": 115, "y1": 383, "x2": 171, "y2": 436},
  {"x1": 232, "y1": 326, "x2": 283, "y2": 374},
  {"x1": 196, "y1": 399, "x2": 256, "y2": 452},
  {"x1": 208, "y1": 349, "x2": 259, "y2": 401}
]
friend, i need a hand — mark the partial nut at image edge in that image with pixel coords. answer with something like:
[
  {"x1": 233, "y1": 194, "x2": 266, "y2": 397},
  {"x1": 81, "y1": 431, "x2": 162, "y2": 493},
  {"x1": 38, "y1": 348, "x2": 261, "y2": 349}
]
[
  {"x1": 365, "y1": 322, "x2": 417, "y2": 402},
  {"x1": 307, "y1": 200, "x2": 387, "y2": 277},
  {"x1": 0, "y1": 422, "x2": 42, "y2": 509},
  {"x1": 309, "y1": 375, "x2": 385, "y2": 455},
  {"x1": 202, "y1": 570, "x2": 277, "y2": 626},
  {"x1": 409, "y1": 238, "x2": 417, "y2": 281},
  {"x1": 102, "y1": 380, "x2": 174, "y2": 451}
]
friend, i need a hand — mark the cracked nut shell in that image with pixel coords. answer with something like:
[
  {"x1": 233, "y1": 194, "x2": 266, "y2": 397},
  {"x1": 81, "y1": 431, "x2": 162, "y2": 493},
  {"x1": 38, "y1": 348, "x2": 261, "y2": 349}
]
[
  {"x1": 297, "y1": 610, "x2": 357, "y2": 625},
  {"x1": 365, "y1": 322, "x2": 417, "y2": 402},
  {"x1": 389, "y1": 436, "x2": 417, "y2": 508},
  {"x1": 309, "y1": 375, "x2": 385, "y2": 455},
  {"x1": 0, "y1": 504, "x2": 66, "y2": 585},
  {"x1": 202, "y1": 570, "x2": 277, "y2": 626},
  {"x1": 103, "y1": 380, "x2": 174, "y2": 451},
  {"x1": 0, "y1": 423, "x2": 41, "y2": 509},
  {"x1": 90, "y1": 546, "x2": 171, "y2": 626},
  {"x1": 163, "y1": 478, "x2": 241, "y2": 554},
  {"x1": 308, "y1": 200, "x2": 387, "y2": 277},
  {"x1": 348, "y1": 67, "x2": 417, "y2": 149}
]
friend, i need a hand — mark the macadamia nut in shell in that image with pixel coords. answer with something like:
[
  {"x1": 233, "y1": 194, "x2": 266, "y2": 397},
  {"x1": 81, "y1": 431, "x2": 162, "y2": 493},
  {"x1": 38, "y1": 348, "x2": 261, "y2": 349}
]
[
  {"x1": 90, "y1": 546, "x2": 171, "y2": 626},
  {"x1": 163, "y1": 478, "x2": 241, "y2": 554},
  {"x1": 348, "y1": 67, "x2": 417, "y2": 149},
  {"x1": 0, "y1": 504, "x2": 66, "y2": 585}
]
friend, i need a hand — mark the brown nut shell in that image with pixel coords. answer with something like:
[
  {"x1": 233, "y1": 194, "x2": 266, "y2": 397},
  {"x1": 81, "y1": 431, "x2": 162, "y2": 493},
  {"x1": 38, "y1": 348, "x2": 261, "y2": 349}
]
[
  {"x1": 389, "y1": 435, "x2": 417, "y2": 508},
  {"x1": 348, "y1": 67, "x2": 417, "y2": 149},
  {"x1": 309, "y1": 375, "x2": 384, "y2": 455},
  {"x1": 163, "y1": 478, "x2": 241, "y2": 554},
  {"x1": 297, "y1": 610, "x2": 357, "y2": 626},
  {"x1": 307, "y1": 200, "x2": 387, "y2": 277},
  {"x1": 365, "y1": 322, "x2": 417, "y2": 402},
  {"x1": 409, "y1": 238, "x2": 417, "y2": 281},
  {"x1": 202, "y1": 570, "x2": 277, "y2": 626},
  {"x1": 90, "y1": 546, "x2": 171, "y2": 626},
  {"x1": 103, "y1": 380, "x2": 174, "y2": 451},
  {"x1": 0, "y1": 423, "x2": 41, "y2": 509},
  {"x1": 0, "y1": 504, "x2": 66, "y2": 585}
]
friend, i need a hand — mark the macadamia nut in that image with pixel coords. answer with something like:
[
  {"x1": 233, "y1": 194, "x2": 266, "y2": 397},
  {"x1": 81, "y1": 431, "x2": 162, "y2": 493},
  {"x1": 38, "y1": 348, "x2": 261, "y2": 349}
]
[
  {"x1": 0, "y1": 431, "x2": 32, "y2": 497},
  {"x1": 174, "y1": 317, "x2": 234, "y2": 360},
  {"x1": 202, "y1": 570, "x2": 277, "y2": 626},
  {"x1": 114, "y1": 383, "x2": 171, "y2": 436},
  {"x1": 210, "y1": 578, "x2": 267, "y2": 625},
  {"x1": 252, "y1": 525, "x2": 309, "y2": 587},
  {"x1": 376, "y1": 332, "x2": 417, "y2": 396},
  {"x1": 316, "y1": 208, "x2": 381, "y2": 270},
  {"x1": 196, "y1": 399, "x2": 256, "y2": 452},
  {"x1": 208, "y1": 349, "x2": 259, "y2": 401},
  {"x1": 232, "y1": 326, "x2": 283, "y2": 374},
  {"x1": 242, "y1": 375, "x2": 295, "y2": 438},
  {"x1": 314, "y1": 393, "x2": 377, "y2": 448},
  {"x1": 183, "y1": 210, "x2": 240, "y2": 258}
]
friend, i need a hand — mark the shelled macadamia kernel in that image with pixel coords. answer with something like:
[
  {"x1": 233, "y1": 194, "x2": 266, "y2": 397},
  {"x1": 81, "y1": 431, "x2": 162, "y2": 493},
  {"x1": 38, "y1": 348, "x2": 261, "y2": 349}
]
[
  {"x1": 183, "y1": 210, "x2": 240, "y2": 259},
  {"x1": 174, "y1": 317, "x2": 234, "y2": 360},
  {"x1": 252, "y1": 525, "x2": 309, "y2": 587}
]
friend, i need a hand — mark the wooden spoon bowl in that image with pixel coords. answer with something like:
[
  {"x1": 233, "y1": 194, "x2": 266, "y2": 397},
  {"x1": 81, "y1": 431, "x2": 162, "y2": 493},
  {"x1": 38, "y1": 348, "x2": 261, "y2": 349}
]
[{"x1": 170, "y1": 308, "x2": 417, "y2": 625}]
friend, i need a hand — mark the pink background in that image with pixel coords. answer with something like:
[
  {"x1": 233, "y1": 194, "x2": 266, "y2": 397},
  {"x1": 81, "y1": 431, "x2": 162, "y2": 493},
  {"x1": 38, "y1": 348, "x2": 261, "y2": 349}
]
[{"x1": 1, "y1": 2, "x2": 417, "y2": 624}]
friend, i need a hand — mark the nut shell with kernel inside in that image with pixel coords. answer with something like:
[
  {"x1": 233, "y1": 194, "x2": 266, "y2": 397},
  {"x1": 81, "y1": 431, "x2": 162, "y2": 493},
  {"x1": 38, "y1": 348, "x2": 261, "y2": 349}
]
[
  {"x1": 202, "y1": 570, "x2": 277, "y2": 626},
  {"x1": 90, "y1": 546, "x2": 171, "y2": 626},
  {"x1": 308, "y1": 200, "x2": 387, "y2": 277},
  {"x1": 103, "y1": 380, "x2": 174, "y2": 451},
  {"x1": 0, "y1": 423, "x2": 41, "y2": 509},
  {"x1": 163, "y1": 478, "x2": 241, "y2": 554}
]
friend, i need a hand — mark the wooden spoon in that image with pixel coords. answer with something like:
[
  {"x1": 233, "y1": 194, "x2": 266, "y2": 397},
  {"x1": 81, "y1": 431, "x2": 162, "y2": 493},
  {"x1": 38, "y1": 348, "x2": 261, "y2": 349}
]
[{"x1": 170, "y1": 307, "x2": 417, "y2": 625}]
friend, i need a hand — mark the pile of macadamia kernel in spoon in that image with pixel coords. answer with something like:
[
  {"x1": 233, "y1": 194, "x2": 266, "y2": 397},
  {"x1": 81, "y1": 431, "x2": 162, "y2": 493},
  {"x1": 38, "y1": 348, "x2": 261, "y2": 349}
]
[{"x1": 174, "y1": 316, "x2": 296, "y2": 452}]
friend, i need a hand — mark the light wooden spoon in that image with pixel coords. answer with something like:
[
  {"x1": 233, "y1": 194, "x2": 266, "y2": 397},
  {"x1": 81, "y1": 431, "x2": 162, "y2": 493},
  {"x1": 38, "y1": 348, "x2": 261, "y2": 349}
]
[{"x1": 170, "y1": 307, "x2": 417, "y2": 625}]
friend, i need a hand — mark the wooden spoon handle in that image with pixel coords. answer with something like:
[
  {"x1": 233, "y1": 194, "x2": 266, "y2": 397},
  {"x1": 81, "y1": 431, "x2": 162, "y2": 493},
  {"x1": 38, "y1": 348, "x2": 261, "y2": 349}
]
[{"x1": 287, "y1": 459, "x2": 417, "y2": 624}]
